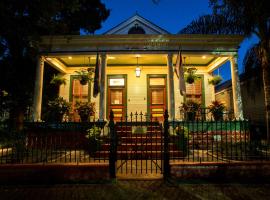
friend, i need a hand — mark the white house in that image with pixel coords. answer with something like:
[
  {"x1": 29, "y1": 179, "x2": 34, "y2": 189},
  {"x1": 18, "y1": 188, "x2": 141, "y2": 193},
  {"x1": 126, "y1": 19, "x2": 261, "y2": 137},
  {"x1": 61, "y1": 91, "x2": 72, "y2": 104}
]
[{"x1": 33, "y1": 14, "x2": 244, "y2": 121}]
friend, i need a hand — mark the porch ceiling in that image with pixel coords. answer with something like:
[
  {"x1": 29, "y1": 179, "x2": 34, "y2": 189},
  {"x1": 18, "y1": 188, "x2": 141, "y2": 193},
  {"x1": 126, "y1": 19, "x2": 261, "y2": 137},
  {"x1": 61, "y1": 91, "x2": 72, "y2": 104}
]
[{"x1": 54, "y1": 54, "x2": 217, "y2": 67}]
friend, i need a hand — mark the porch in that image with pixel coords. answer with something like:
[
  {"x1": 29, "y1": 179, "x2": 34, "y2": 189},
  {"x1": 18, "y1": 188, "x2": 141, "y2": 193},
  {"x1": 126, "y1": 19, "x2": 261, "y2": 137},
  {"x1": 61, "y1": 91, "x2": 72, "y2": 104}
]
[{"x1": 32, "y1": 34, "x2": 244, "y2": 123}]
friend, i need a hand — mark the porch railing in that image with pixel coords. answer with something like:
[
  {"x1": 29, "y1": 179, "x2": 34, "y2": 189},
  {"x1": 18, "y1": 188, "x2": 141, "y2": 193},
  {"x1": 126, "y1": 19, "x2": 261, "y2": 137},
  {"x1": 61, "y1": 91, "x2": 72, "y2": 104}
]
[{"x1": 179, "y1": 106, "x2": 234, "y2": 121}]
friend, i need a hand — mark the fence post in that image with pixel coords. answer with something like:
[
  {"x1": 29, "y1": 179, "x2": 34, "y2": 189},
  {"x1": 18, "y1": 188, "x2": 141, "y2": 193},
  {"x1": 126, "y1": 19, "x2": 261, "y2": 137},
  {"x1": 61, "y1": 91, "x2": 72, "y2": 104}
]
[
  {"x1": 163, "y1": 109, "x2": 170, "y2": 181},
  {"x1": 109, "y1": 110, "x2": 116, "y2": 179}
]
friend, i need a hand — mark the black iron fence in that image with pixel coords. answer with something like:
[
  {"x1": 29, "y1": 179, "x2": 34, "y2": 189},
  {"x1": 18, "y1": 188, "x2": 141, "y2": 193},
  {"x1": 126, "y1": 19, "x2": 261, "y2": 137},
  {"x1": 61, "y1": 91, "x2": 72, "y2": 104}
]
[
  {"x1": 114, "y1": 111, "x2": 163, "y2": 176},
  {"x1": 0, "y1": 121, "x2": 110, "y2": 164},
  {"x1": 168, "y1": 118, "x2": 269, "y2": 163},
  {"x1": 0, "y1": 111, "x2": 270, "y2": 179}
]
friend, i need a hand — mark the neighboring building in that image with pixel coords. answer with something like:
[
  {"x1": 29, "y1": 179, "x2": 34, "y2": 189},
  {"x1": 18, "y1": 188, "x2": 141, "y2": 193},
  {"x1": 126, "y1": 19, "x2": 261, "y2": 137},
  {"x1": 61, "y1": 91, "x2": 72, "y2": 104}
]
[
  {"x1": 33, "y1": 14, "x2": 244, "y2": 121},
  {"x1": 216, "y1": 71, "x2": 266, "y2": 128}
]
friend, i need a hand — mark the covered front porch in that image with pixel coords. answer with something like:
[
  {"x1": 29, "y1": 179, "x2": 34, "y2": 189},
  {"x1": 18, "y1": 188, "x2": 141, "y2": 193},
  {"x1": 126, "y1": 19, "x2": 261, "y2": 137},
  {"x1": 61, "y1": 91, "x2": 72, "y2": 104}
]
[{"x1": 32, "y1": 34, "x2": 244, "y2": 122}]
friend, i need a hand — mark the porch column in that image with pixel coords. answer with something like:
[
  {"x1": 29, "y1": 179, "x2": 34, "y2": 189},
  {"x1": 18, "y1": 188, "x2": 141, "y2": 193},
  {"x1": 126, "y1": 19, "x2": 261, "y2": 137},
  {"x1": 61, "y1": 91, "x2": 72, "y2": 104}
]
[
  {"x1": 33, "y1": 56, "x2": 45, "y2": 121},
  {"x1": 230, "y1": 54, "x2": 243, "y2": 119},
  {"x1": 167, "y1": 53, "x2": 175, "y2": 119},
  {"x1": 99, "y1": 53, "x2": 107, "y2": 120}
]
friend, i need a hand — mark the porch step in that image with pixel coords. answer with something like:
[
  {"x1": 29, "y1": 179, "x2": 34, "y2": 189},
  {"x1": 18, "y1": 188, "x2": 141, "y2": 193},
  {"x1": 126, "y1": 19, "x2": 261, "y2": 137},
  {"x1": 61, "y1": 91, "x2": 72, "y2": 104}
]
[
  {"x1": 94, "y1": 150, "x2": 184, "y2": 159},
  {"x1": 119, "y1": 136, "x2": 162, "y2": 143},
  {"x1": 117, "y1": 131, "x2": 162, "y2": 137},
  {"x1": 100, "y1": 143, "x2": 178, "y2": 151}
]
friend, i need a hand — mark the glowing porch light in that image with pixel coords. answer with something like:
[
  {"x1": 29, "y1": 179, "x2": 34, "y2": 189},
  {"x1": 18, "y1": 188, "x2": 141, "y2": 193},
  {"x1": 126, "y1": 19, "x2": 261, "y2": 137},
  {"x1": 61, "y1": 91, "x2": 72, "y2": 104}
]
[
  {"x1": 135, "y1": 56, "x2": 141, "y2": 77},
  {"x1": 135, "y1": 67, "x2": 141, "y2": 77}
]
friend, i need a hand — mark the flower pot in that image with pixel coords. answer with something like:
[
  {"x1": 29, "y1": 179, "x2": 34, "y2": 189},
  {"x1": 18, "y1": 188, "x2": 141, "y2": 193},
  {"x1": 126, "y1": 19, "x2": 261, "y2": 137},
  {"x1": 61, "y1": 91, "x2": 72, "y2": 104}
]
[
  {"x1": 80, "y1": 79, "x2": 88, "y2": 85},
  {"x1": 186, "y1": 76, "x2": 195, "y2": 84},
  {"x1": 186, "y1": 112, "x2": 196, "y2": 121},
  {"x1": 79, "y1": 114, "x2": 89, "y2": 122},
  {"x1": 213, "y1": 112, "x2": 223, "y2": 121}
]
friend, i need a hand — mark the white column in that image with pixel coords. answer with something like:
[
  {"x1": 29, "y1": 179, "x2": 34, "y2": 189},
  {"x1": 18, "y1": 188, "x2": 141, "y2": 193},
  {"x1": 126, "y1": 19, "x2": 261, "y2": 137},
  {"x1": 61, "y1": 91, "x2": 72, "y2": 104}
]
[
  {"x1": 167, "y1": 53, "x2": 175, "y2": 119},
  {"x1": 33, "y1": 56, "x2": 45, "y2": 121},
  {"x1": 99, "y1": 53, "x2": 107, "y2": 120},
  {"x1": 230, "y1": 54, "x2": 243, "y2": 119}
]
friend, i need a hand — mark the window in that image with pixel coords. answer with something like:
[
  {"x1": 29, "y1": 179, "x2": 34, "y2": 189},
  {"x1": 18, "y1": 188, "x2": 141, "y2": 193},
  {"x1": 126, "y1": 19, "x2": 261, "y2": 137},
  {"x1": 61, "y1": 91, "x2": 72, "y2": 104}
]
[
  {"x1": 186, "y1": 78, "x2": 202, "y2": 104},
  {"x1": 70, "y1": 78, "x2": 90, "y2": 121},
  {"x1": 151, "y1": 89, "x2": 164, "y2": 105},
  {"x1": 110, "y1": 89, "x2": 123, "y2": 105}
]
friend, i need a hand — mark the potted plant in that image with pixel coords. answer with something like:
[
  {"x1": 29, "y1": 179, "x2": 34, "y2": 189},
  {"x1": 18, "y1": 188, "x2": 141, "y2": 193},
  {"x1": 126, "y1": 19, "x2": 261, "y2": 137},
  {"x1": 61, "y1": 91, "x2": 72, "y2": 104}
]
[
  {"x1": 86, "y1": 125, "x2": 102, "y2": 156},
  {"x1": 50, "y1": 74, "x2": 66, "y2": 86},
  {"x1": 75, "y1": 68, "x2": 94, "y2": 85},
  {"x1": 208, "y1": 75, "x2": 222, "y2": 85},
  {"x1": 185, "y1": 68, "x2": 198, "y2": 84},
  {"x1": 47, "y1": 97, "x2": 71, "y2": 122},
  {"x1": 173, "y1": 126, "x2": 189, "y2": 156},
  {"x1": 182, "y1": 100, "x2": 200, "y2": 121},
  {"x1": 75, "y1": 101, "x2": 95, "y2": 122},
  {"x1": 208, "y1": 100, "x2": 225, "y2": 121}
]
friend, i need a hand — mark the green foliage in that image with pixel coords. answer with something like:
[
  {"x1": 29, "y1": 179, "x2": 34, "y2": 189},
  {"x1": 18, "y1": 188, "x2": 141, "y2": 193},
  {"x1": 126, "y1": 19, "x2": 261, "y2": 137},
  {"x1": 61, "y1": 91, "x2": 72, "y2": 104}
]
[
  {"x1": 75, "y1": 68, "x2": 94, "y2": 85},
  {"x1": 50, "y1": 74, "x2": 66, "y2": 86},
  {"x1": 180, "y1": 14, "x2": 245, "y2": 35},
  {"x1": 172, "y1": 126, "x2": 189, "y2": 156},
  {"x1": 0, "y1": 0, "x2": 109, "y2": 121},
  {"x1": 208, "y1": 75, "x2": 223, "y2": 85},
  {"x1": 182, "y1": 100, "x2": 200, "y2": 113},
  {"x1": 185, "y1": 68, "x2": 198, "y2": 84},
  {"x1": 86, "y1": 125, "x2": 102, "y2": 155},
  {"x1": 208, "y1": 100, "x2": 225, "y2": 121},
  {"x1": 182, "y1": 100, "x2": 200, "y2": 121},
  {"x1": 171, "y1": 126, "x2": 189, "y2": 137},
  {"x1": 0, "y1": 89, "x2": 9, "y2": 117},
  {"x1": 46, "y1": 97, "x2": 71, "y2": 122},
  {"x1": 75, "y1": 101, "x2": 95, "y2": 122}
]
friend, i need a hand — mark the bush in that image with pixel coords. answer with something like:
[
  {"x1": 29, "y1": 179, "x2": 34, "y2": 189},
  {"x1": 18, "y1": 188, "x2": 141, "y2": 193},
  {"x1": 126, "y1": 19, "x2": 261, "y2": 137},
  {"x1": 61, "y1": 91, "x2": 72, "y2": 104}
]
[
  {"x1": 86, "y1": 125, "x2": 102, "y2": 156},
  {"x1": 46, "y1": 97, "x2": 71, "y2": 122}
]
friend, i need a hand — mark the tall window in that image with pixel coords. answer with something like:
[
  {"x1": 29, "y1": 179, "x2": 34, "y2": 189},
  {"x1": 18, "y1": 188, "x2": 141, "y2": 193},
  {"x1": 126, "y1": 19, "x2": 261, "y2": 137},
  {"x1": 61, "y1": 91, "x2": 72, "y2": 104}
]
[
  {"x1": 185, "y1": 78, "x2": 202, "y2": 104},
  {"x1": 71, "y1": 78, "x2": 90, "y2": 121}
]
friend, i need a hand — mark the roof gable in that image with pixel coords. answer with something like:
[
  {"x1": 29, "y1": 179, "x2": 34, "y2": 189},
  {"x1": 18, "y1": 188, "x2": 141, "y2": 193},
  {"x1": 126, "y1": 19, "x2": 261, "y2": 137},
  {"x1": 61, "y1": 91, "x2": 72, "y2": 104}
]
[{"x1": 104, "y1": 14, "x2": 170, "y2": 35}]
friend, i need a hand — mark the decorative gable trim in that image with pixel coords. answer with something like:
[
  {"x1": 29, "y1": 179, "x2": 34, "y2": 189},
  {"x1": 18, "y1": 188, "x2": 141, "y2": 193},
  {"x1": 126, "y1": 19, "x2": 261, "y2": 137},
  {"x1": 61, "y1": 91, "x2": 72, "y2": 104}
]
[{"x1": 103, "y1": 13, "x2": 170, "y2": 35}]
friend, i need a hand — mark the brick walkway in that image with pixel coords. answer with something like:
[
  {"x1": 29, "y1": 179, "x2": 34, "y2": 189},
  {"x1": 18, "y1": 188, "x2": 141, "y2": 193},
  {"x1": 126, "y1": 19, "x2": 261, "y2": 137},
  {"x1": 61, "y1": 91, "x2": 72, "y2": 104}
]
[{"x1": 0, "y1": 181, "x2": 270, "y2": 200}]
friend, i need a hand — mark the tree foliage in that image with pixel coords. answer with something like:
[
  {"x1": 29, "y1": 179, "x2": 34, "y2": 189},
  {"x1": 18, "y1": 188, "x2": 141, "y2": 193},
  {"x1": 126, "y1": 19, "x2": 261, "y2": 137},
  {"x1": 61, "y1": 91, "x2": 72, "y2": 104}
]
[
  {"x1": 180, "y1": 14, "x2": 244, "y2": 35},
  {"x1": 0, "y1": 0, "x2": 110, "y2": 121}
]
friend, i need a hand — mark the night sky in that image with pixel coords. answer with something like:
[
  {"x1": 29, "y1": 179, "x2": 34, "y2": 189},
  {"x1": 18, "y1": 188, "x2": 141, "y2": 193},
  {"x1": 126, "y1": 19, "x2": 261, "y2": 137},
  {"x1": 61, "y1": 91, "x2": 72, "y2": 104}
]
[{"x1": 97, "y1": 0, "x2": 259, "y2": 81}]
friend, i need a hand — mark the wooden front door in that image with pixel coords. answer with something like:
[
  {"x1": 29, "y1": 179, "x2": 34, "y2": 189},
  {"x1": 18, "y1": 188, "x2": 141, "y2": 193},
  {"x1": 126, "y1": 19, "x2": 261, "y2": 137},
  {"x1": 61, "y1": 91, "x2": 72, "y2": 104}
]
[
  {"x1": 148, "y1": 76, "x2": 167, "y2": 121},
  {"x1": 107, "y1": 76, "x2": 127, "y2": 121}
]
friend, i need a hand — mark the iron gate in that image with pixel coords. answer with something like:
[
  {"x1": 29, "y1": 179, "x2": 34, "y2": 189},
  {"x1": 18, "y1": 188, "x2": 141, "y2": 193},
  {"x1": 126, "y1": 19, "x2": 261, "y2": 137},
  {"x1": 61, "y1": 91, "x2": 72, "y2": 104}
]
[{"x1": 114, "y1": 113, "x2": 164, "y2": 178}]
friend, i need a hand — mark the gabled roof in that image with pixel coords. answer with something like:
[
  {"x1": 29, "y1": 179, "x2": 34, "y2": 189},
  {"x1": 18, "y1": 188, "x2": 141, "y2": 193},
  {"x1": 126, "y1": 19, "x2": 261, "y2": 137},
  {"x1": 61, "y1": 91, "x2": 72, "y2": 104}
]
[{"x1": 103, "y1": 13, "x2": 170, "y2": 35}]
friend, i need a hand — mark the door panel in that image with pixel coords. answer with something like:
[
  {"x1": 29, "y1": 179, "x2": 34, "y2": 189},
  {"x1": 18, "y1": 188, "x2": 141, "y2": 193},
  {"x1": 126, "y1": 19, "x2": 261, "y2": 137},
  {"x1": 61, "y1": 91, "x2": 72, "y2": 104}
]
[
  {"x1": 108, "y1": 87, "x2": 126, "y2": 121},
  {"x1": 150, "y1": 87, "x2": 166, "y2": 121}
]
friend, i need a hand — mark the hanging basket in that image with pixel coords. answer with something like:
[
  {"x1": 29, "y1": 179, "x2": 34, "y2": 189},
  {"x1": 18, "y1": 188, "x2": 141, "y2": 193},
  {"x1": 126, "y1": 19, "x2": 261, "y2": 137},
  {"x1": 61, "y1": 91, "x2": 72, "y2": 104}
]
[
  {"x1": 209, "y1": 75, "x2": 222, "y2": 85},
  {"x1": 79, "y1": 76, "x2": 89, "y2": 85}
]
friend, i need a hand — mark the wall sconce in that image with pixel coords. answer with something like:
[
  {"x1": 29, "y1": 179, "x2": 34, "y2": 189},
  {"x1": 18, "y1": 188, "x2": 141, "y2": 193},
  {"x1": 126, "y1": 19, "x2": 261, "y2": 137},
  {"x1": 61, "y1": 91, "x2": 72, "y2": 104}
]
[{"x1": 135, "y1": 56, "x2": 141, "y2": 77}]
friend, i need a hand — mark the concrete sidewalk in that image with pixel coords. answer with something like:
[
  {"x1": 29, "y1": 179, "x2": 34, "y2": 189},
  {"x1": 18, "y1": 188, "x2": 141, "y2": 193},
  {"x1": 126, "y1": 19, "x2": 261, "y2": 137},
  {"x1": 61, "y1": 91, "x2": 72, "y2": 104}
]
[{"x1": 0, "y1": 181, "x2": 270, "y2": 200}]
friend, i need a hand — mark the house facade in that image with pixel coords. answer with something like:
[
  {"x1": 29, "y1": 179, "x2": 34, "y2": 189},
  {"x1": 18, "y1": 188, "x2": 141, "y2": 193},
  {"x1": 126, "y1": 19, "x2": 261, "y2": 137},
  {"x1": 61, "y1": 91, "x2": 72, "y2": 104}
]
[{"x1": 33, "y1": 14, "x2": 244, "y2": 121}]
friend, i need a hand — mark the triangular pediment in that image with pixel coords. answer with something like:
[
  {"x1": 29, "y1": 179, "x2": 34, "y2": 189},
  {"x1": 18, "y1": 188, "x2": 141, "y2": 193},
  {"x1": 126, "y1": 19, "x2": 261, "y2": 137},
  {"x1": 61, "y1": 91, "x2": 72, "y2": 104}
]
[{"x1": 104, "y1": 14, "x2": 170, "y2": 35}]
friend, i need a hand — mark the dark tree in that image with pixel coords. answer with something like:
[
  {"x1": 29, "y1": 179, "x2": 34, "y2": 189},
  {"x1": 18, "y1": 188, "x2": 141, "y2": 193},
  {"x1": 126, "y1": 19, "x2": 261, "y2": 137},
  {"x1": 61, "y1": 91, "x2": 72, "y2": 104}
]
[{"x1": 0, "y1": 0, "x2": 110, "y2": 129}]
